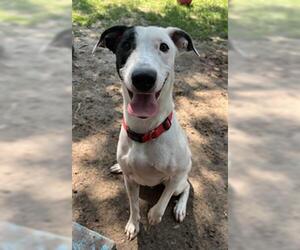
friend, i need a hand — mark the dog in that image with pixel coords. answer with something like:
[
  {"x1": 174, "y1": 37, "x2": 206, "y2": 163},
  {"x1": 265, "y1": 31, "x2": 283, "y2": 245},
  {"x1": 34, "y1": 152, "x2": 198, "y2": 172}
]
[{"x1": 93, "y1": 25, "x2": 199, "y2": 240}]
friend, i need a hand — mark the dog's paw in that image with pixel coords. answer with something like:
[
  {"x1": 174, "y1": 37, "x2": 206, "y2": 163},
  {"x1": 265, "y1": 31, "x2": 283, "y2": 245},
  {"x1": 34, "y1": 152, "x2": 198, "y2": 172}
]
[
  {"x1": 125, "y1": 219, "x2": 139, "y2": 240},
  {"x1": 148, "y1": 206, "x2": 163, "y2": 225},
  {"x1": 173, "y1": 201, "x2": 186, "y2": 222},
  {"x1": 110, "y1": 163, "x2": 122, "y2": 174}
]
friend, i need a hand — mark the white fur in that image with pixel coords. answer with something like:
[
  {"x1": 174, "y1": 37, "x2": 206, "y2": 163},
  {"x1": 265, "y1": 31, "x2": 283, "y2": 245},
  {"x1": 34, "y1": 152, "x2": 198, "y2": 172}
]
[{"x1": 113, "y1": 26, "x2": 192, "y2": 240}]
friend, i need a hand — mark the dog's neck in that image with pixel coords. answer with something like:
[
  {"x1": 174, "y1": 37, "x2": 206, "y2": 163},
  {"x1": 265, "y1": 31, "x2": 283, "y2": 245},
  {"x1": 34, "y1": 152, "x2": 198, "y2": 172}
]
[{"x1": 122, "y1": 77, "x2": 175, "y2": 134}]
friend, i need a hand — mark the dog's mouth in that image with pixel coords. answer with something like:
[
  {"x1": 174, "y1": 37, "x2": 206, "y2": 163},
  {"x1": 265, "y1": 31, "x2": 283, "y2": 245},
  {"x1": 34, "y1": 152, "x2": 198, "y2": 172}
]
[
  {"x1": 127, "y1": 74, "x2": 168, "y2": 119},
  {"x1": 127, "y1": 78, "x2": 166, "y2": 99}
]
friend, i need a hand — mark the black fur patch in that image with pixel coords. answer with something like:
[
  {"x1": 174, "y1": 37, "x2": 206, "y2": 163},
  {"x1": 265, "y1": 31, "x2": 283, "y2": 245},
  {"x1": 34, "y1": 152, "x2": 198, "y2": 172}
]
[
  {"x1": 115, "y1": 27, "x2": 136, "y2": 78},
  {"x1": 99, "y1": 25, "x2": 128, "y2": 53}
]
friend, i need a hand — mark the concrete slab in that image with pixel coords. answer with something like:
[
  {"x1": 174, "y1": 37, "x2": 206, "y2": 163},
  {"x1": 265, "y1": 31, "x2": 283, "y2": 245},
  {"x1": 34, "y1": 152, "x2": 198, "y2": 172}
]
[{"x1": 72, "y1": 222, "x2": 116, "y2": 250}]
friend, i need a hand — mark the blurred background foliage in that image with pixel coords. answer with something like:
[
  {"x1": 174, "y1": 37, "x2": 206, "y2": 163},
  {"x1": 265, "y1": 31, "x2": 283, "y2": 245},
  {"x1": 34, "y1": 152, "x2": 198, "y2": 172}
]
[
  {"x1": 0, "y1": 0, "x2": 70, "y2": 26},
  {"x1": 230, "y1": 0, "x2": 300, "y2": 39},
  {"x1": 72, "y1": 0, "x2": 228, "y2": 40}
]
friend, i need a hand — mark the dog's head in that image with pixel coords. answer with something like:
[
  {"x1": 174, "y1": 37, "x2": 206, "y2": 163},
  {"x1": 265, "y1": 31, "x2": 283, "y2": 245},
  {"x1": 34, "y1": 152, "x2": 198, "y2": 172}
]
[{"x1": 93, "y1": 26, "x2": 199, "y2": 118}]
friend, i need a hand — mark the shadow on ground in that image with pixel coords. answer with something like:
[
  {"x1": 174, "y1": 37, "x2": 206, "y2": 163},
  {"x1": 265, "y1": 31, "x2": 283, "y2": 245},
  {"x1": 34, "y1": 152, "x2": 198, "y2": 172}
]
[
  {"x1": 229, "y1": 33, "x2": 300, "y2": 249},
  {"x1": 0, "y1": 16, "x2": 71, "y2": 236}
]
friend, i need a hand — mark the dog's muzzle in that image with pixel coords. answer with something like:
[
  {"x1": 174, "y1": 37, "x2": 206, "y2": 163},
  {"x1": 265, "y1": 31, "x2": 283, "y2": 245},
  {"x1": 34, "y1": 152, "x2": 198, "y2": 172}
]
[{"x1": 127, "y1": 73, "x2": 169, "y2": 118}]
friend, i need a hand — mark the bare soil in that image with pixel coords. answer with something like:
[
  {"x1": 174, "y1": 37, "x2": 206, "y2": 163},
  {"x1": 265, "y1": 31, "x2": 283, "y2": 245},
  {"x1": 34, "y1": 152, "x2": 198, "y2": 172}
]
[
  {"x1": 72, "y1": 26, "x2": 228, "y2": 249},
  {"x1": 229, "y1": 38, "x2": 300, "y2": 250},
  {"x1": 0, "y1": 23, "x2": 71, "y2": 237}
]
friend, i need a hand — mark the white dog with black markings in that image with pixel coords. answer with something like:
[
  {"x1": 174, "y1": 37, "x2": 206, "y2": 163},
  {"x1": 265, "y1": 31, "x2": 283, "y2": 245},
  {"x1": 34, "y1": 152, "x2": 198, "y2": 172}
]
[{"x1": 93, "y1": 25, "x2": 199, "y2": 240}]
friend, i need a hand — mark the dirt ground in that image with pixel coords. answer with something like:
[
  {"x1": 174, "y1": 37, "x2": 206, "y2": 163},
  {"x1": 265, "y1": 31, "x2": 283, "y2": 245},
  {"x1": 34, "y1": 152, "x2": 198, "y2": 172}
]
[
  {"x1": 229, "y1": 38, "x2": 300, "y2": 250},
  {"x1": 0, "y1": 23, "x2": 71, "y2": 237},
  {"x1": 72, "y1": 26, "x2": 228, "y2": 249}
]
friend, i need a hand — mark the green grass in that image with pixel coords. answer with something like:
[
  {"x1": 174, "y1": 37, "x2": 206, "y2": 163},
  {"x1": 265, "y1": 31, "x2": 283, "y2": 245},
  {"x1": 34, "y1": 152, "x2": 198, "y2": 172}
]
[
  {"x1": 0, "y1": 0, "x2": 70, "y2": 26},
  {"x1": 73, "y1": 0, "x2": 228, "y2": 39},
  {"x1": 230, "y1": 0, "x2": 300, "y2": 39}
]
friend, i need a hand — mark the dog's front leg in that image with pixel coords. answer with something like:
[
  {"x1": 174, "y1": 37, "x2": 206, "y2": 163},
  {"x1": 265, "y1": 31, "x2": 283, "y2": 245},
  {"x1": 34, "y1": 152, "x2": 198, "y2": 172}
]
[
  {"x1": 148, "y1": 175, "x2": 186, "y2": 225},
  {"x1": 124, "y1": 175, "x2": 140, "y2": 240}
]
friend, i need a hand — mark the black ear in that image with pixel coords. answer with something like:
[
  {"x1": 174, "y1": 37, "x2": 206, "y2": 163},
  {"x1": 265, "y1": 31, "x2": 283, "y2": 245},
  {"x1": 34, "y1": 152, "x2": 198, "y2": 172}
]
[
  {"x1": 92, "y1": 25, "x2": 129, "y2": 54},
  {"x1": 167, "y1": 27, "x2": 200, "y2": 57}
]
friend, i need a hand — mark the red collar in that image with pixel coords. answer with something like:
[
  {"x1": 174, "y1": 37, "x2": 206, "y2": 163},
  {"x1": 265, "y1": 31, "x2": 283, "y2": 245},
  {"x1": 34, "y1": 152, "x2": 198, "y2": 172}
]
[{"x1": 122, "y1": 112, "x2": 173, "y2": 143}]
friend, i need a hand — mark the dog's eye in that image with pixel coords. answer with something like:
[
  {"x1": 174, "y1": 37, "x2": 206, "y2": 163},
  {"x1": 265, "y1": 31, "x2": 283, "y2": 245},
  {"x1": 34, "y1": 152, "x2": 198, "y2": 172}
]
[
  {"x1": 122, "y1": 41, "x2": 131, "y2": 51},
  {"x1": 159, "y1": 43, "x2": 169, "y2": 52}
]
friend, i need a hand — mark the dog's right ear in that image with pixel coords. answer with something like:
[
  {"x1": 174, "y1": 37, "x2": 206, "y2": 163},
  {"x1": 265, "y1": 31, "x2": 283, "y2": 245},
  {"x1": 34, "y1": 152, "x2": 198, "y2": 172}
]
[{"x1": 92, "y1": 25, "x2": 129, "y2": 55}]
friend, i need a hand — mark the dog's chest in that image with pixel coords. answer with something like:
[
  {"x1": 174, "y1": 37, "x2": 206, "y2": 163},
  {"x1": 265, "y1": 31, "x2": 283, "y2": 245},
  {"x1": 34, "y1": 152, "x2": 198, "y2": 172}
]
[
  {"x1": 122, "y1": 144, "x2": 172, "y2": 186},
  {"x1": 117, "y1": 126, "x2": 191, "y2": 186}
]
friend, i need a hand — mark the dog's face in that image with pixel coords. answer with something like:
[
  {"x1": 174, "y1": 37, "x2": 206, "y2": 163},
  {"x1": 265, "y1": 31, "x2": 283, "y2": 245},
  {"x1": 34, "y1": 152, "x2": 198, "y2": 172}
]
[{"x1": 93, "y1": 26, "x2": 199, "y2": 118}]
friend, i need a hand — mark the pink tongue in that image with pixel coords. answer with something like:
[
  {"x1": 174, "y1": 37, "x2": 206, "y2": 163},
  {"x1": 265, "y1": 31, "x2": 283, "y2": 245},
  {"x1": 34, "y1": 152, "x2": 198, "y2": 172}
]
[{"x1": 128, "y1": 93, "x2": 158, "y2": 118}]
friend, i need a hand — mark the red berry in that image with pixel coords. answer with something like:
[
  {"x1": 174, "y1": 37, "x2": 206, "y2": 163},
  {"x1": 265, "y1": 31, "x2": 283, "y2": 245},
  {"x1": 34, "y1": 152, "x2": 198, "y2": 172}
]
[{"x1": 177, "y1": 0, "x2": 192, "y2": 5}]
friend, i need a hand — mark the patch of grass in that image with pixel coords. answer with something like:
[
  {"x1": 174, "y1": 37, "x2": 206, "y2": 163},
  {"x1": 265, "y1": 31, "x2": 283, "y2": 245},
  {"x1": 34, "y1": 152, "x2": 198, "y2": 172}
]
[
  {"x1": 230, "y1": 0, "x2": 300, "y2": 39},
  {"x1": 72, "y1": 0, "x2": 228, "y2": 39},
  {"x1": 0, "y1": 0, "x2": 70, "y2": 26}
]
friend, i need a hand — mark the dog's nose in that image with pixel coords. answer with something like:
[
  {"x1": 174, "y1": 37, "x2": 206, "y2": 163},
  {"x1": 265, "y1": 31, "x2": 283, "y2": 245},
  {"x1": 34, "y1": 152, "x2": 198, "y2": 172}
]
[{"x1": 131, "y1": 69, "x2": 157, "y2": 92}]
